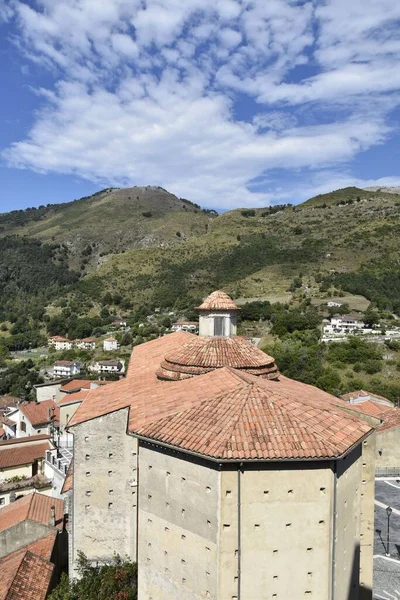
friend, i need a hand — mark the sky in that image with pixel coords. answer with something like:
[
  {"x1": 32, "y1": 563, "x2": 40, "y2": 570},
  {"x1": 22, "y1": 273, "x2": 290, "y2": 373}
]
[{"x1": 1, "y1": 0, "x2": 400, "y2": 212}]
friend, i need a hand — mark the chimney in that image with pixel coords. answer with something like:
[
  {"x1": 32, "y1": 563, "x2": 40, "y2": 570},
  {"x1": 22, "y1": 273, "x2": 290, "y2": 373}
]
[{"x1": 49, "y1": 505, "x2": 56, "y2": 527}]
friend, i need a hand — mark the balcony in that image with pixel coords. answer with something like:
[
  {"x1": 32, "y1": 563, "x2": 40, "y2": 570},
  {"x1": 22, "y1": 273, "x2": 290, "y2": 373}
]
[
  {"x1": 0, "y1": 473, "x2": 52, "y2": 493},
  {"x1": 45, "y1": 447, "x2": 73, "y2": 476}
]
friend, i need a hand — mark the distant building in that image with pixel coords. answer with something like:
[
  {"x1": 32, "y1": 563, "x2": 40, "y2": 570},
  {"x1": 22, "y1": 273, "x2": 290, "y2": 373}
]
[
  {"x1": 75, "y1": 338, "x2": 96, "y2": 351},
  {"x1": 0, "y1": 435, "x2": 54, "y2": 506},
  {"x1": 53, "y1": 361, "x2": 81, "y2": 378},
  {"x1": 48, "y1": 336, "x2": 74, "y2": 351},
  {"x1": 171, "y1": 320, "x2": 198, "y2": 332},
  {"x1": 103, "y1": 337, "x2": 120, "y2": 351},
  {"x1": 91, "y1": 360, "x2": 124, "y2": 374},
  {"x1": 112, "y1": 319, "x2": 127, "y2": 328},
  {"x1": 323, "y1": 315, "x2": 365, "y2": 336},
  {"x1": 342, "y1": 390, "x2": 394, "y2": 408}
]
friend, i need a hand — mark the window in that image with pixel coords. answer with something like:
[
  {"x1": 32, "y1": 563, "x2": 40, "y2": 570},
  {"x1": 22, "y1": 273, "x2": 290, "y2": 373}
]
[
  {"x1": 0, "y1": 498, "x2": 5, "y2": 505},
  {"x1": 214, "y1": 316, "x2": 225, "y2": 336},
  {"x1": 20, "y1": 422, "x2": 26, "y2": 433}
]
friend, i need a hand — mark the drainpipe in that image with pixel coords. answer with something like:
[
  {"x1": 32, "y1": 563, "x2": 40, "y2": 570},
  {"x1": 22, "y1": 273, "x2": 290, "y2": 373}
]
[
  {"x1": 331, "y1": 461, "x2": 337, "y2": 600},
  {"x1": 237, "y1": 463, "x2": 243, "y2": 600}
]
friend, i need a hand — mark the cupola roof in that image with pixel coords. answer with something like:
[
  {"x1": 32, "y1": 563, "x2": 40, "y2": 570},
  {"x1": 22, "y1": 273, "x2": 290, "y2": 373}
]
[
  {"x1": 196, "y1": 290, "x2": 240, "y2": 311},
  {"x1": 156, "y1": 335, "x2": 279, "y2": 381}
]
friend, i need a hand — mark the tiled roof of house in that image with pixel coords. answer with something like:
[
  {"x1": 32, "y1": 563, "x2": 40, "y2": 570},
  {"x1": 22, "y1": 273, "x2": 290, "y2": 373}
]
[
  {"x1": 196, "y1": 290, "x2": 240, "y2": 311},
  {"x1": 80, "y1": 337, "x2": 95, "y2": 342},
  {"x1": 343, "y1": 400, "x2": 385, "y2": 418},
  {"x1": 70, "y1": 332, "x2": 374, "y2": 460},
  {"x1": 57, "y1": 390, "x2": 89, "y2": 406},
  {"x1": 22, "y1": 531, "x2": 57, "y2": 560},
  {"x1": 378, "y1": 407, "x2": 400, "y2": 432},
  {"x1": 158, "y1": 336, "x2": 279, "y2": 380},
  {"x1": 0, "y1": 396, "x2": 19, "y2": 410},
  {"x1": 98, "y1": 360, "x2": 121, "y2": 367},
  {"x1": 0, "y1": 549, "x2": 54, "y2": 600},
  {"x1": 19, "y1": 400, "x2": 59, "y2": 427},
  {"x1": 342, "y1": 401, "x2": 400, "y2": 433},
  {"x1": 341, "y1": 389, "x2": 393, "y2": 406},
  {"x1": 137, "y1": 370, "x2": 373, "y2": 460},
  {"x1": 61, "y1": 462, "x2": 73, "y2": 494},
  {"x1": 0, "y1": 492, "x2": 64, "y2": 532},
  {"x1": 0, "y1": 434, "x2": 50, "y2": 446},
  {"x1": 104, "y1": 337, "x2": 117, "y2": 342},
  {"x1": 49, "y1": 336, "x2": 70, "y2": 342},
  {"x1": 0, "y1": 415, "x2": 17, "y2": 428},
  {"x1": 0, "y1": 439, "x2": 52, "y2": 469},
  {"x1": 60, "y1": 379, "x2": 93, "y2": 393}
]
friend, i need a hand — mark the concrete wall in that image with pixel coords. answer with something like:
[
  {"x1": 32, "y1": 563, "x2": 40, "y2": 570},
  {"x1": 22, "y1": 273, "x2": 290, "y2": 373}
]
[
  {"x1": 0, "y1": 463, "x2": 33, "y2": 482},
  {"x1": 71, "y1": 408, "x2": 137, "y2": 576},
  {"x1": 334, "y1": 447, "x2": 362, "y2": 600},
  {"x1": 359, "y1": 433, "x2": 376, "y2": 599},
  {"x1": 36, "y1": 382, "x2": 64, "y2": 403},
  {"x1": 235, "y1": 463, "x2": 333, "y2": 600},
  {"x1": 376, "y1": 428, "x2": 400, "y2": 469},
  {"x1": 198, "y1": 312, "x2": 237, "y2": 337},
  {"x1": 138, "y1": 444, "x2": 219, "y2": 600},
  {"x1": 59, "y1": 402, "x2": 81, "y2": 431},
  {"x1": 0, "y1": 520, "x2": 54, "y2": 557}
]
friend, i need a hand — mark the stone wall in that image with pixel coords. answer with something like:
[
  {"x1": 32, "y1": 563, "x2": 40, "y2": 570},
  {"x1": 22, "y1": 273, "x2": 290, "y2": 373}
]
[{"x1": 71, "y1": 408, "x2": 137, "y2": 576}]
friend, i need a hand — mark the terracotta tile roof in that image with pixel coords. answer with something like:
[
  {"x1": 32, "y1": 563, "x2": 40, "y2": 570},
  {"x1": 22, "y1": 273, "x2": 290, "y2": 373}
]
[
  {"x1": 0, "y1": 415, "x2": 17, "y2": 428},
  {"x1": 196, "y1": 290, "x2": 240, "y2": 311},
  {"x1": 104, "y1": 337, "x2": 117, "y2": 342},
  {"x1": 21, "y1": 531, "x2": 57, "y2": 560},
  {"x1": 80, "y1": 337, "x2": 95, "y2": 342},
  {"x1": 60, "y1": 379, "x2": 93, "y2": 393},
  {"x1": 19, "y1": 400, "x2": 59, "y2": 427},
  {"x1": 341, "y1": 389, "x2": 393, "y2": 405},
  {"x1": 158, "y1": 335, "x2": 279, "y2": 380},
  {"x1": 0, "y1": 439, "x2": 52, "y2": 469},
  {"x1": 0, "y1": 492, "x2": 64, "y2": 532},
  {"x1": 0, "y1": 549, "x2": 54, "y2": 600},
  {"x1": 70, "y1": 333, "x2": 374, "y2": 460},
  {"x1": 0, "y1": 396, "x2": 19, "y2": 410},
  {"x1": 49, "y1": 336, "x2": 70, "y2": 342},
  {"x1": 61, "y1": 462, "x2": 73, "y2": 494},
  {"x1": 378, "y1": 408, "x2": 400, "y2": 432},
  {"x1": 137, "y1": 370, "x2": 373, "y2": 460},
  {"x1": 0, "y1": 434, "x2": 50, "y2": 447},
  {"x1": 57, "y1": 390, "x2": 89, "y2": 406},
  {"x1": 342, "y1": 400, "x2": 385, "y2": 418}
]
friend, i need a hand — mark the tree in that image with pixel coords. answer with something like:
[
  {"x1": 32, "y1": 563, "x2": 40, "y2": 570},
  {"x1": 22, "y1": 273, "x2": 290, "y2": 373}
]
[{"x1": 48, "y1": 553, "x2": 137, "y2": 600}]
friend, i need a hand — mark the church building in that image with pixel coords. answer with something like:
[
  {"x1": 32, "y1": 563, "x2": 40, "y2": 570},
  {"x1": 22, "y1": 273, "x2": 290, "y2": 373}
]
[{"x1": 68, "y1": 291, "x2": 376, "y2": 600}]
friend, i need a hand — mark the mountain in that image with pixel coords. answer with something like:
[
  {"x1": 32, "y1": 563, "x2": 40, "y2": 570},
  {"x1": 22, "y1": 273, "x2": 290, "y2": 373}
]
[
  {"x1": 1, "y1": 185, "x2": 400, "y2": 319},
  {"x1": 0, "y1": 186, "x2": 216, "y2": 271},
  {"x1": 364, "y1": 185, "x2": 400, "y2": 195}
]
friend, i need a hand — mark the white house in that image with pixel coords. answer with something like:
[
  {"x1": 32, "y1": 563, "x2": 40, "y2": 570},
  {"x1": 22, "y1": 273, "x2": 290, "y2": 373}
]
[
  {"x1": 48, "y1": 336, "x2": 74, "y2": 351},
  {"x1": 171, "y1": 320, "x2": 198, "y2": 332},
  {"x1": 53, "y1": 361, "x2": 81, "y2": 378},
  {"x1": 103, "y1": 337, "x2": 120, "y2": 351},
  {"x1": 75, "y1": 338, "x2": 96, "y2": 351},
  {"x1": 323, "y1": 315, "x2": 365, "y2": 336},
  {"x1": 91, "y1": 360, "x2": 124, "y2": 374},
  {"x1": 4, "y1": 400, "x2": 59, "y2": 439},
  {"x1": 112, "y1": 319, "x2": 127, "y2": 329}
]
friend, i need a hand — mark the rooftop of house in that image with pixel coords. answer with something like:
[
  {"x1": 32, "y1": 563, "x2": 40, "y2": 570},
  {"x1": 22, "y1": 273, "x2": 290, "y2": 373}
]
[
  {"x1": 196, "y1": 290, "x2": 240, "y2": 311},
  {"x1": 341, "y1": 389, "x2": 393, "y2": 405},
  {"x1": 57, "y1": 390, "x2": 89, "y2": 406},
  {"x1": 104, "y1": 337, "x2": 118, "y2": 342},
  {"x1": 0, "y1": 415, "x2": 18, "y2": 428},
  {"x1": 80, "y1": 337, "x2": 95, "y2": 342},
  {"x1": 343, "y1": 400, "x2": 400, "y2": 433},
  {"x1": 54, "y1": 360, "x2": 76, "y2": 367},
  {"x1": 97, "y1": 360, "x2": 122, "y2": 367},
  {"x1": 0, "y1": 547, "x2": 54, "y2": 600},
  {"x1": 0, "y1": 492, "x2": 64, "y2": 532},
  {"x1": 0, "y1": 437, "x2": 53, "y2": 470},
  {"x1": 60, "y1": 379, "x2": 93, "y2": 393},
  {"x1": 70, "y1": 330, "x2": 374, "y2": 461},
  {"x1": 19, "y1": 400, "x2": 59, "y2": 427},
  {"x1": 49, "y1": 336, "x2": 71, "y2": 342},
  {"x1": 0, "y1": 396, "x2": 19, "y2": 410},
  {"x1": 0, "y1": 434, "x2": 51, "y2": 446}
]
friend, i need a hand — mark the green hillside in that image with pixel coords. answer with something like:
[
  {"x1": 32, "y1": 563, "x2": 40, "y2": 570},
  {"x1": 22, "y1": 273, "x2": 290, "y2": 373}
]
[{"x1": 1, "y1": 185, "x2": 400, "y2": 324}]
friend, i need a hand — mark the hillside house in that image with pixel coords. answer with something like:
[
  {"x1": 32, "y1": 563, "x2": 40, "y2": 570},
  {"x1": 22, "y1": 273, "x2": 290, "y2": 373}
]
[
  {"x1": 0, "y1": 492, "x2": 67, "y2": 598},
  {"x1": 0, "y1": 435, "x2": 54, "y2": 506},
  {"x1": 103, "y1": 337, "x2": 120, "y2": 351},
  {"x1": 112, "y1": 319, "x2": 127, "y2": 329},
  {"x1": 53, "y1": 361, "x2": 81, "y2": 378},
  {"x1": 75, "y1": 338, "x2": 96, "y2": 351},
  {"x1": 91, "y1": 359, "x2": 124, "y2": 374},
  {"x1": 323, "y1": 315, "x2": 365, "y2": 336},
  {"x1": 171, "y1": 320, "x2": 198, "y2": 332},
  {"x1": 67, "y1": 291, "x2": 376, "y2": 599},
  {"x1": 48, "y1": 336, "x2": 74, "y2": 351},
  {"x1": 5, "y1": 400, "x2": 59, "y2": 439},
  {"x1": 327, "y1": 301, "x2": 343, "y2": 308}
]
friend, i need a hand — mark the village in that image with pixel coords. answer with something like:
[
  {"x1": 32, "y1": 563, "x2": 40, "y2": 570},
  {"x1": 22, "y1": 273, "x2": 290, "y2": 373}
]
[{"x1": 1, "y1": 291, "x2": 400, "y2": 599}]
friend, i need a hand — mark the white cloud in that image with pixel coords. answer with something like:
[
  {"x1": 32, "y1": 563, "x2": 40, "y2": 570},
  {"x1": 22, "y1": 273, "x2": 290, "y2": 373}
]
[{"x1": 3, "y1": 0, "x2": 400, "y2": 208}]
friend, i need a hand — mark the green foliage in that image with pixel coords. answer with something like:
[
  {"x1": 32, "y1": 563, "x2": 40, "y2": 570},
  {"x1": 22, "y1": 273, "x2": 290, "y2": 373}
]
[
  {"x1": 48, "y1": 553, "x2": 137, "y2": 600},
  {"x1": 0, "y1": 360, "x2": 43, "y2": 398},
  {"x1": 240, "y1": 209, "x2": 256, "y2": 218},
  {"x1": 270, "y1": 306, "x2": 321, "y2": 337}
]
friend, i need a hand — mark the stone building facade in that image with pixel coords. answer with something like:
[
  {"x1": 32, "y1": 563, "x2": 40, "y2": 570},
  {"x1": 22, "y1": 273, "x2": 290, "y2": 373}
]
[{"x1": 68, "y1": 291, "x2": 376, "y2": 599}]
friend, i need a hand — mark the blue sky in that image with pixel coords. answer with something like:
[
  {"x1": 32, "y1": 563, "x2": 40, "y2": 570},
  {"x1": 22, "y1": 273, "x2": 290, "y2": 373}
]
[{"x1": 1, "y1": 0, "x2": 400, "y2": 212}]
